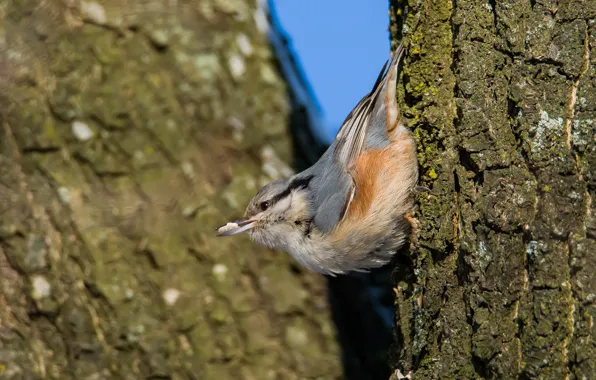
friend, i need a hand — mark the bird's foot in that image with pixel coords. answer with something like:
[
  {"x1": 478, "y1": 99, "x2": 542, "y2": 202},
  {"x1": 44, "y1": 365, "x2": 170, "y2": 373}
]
[
  {"x1": 390, "y1": 369, "x2": 413, "y2": 380},
  {"x1": 413, "y1": 185, "x2": 431, "y2": 194}
]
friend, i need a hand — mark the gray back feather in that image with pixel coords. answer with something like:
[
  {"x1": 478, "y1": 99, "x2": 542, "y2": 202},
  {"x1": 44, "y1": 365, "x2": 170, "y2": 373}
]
[
  {"x1": 302, "y1": 146, "x2": 353, "y2": 233},
  {"x1": 364, "y1": 117, "x2": 391, "y2": 150}
]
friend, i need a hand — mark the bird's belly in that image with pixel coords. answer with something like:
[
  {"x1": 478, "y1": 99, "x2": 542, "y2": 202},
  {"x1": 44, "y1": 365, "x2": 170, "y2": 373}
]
[{"x1": 283, "y1": 219, "x2": 409, "y2": 276}]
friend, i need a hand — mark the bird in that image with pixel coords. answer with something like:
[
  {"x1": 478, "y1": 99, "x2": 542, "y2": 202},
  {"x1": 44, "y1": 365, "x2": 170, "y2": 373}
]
[{"x1": 216, "y1": 41, "x2": 418, "y2": 276}]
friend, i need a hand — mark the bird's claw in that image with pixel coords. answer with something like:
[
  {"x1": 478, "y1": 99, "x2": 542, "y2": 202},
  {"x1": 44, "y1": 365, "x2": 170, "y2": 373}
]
[
  {"x1": 413, "y1": 185, "x2": 431, "y2": 194},
  {"x1": 390, "y1": 369, "x2": 413, "y2": 380}
]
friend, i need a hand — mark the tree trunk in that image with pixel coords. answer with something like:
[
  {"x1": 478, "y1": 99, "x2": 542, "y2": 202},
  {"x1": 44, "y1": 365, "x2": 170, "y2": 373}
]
[
  {"x1": 390, "y1": 0, "x2": 595, "y2": 378},
  {"x1": 0, "y1": 1, "x2": 341, "y2": 379}
]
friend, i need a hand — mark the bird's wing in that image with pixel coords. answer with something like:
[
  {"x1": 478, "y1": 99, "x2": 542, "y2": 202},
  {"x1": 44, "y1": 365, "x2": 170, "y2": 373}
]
[
  {"x1": 333, "y1": 41, "x2": 405, "y2": 172},
  {"x1": 319, "y1": 42, "x2": 405, "y2": 229}
]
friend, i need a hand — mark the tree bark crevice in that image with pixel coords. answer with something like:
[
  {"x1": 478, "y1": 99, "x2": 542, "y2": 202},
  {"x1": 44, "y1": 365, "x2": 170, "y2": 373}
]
[{"x1": 390, "y1": 0, "x2": 595, "y2": 378}]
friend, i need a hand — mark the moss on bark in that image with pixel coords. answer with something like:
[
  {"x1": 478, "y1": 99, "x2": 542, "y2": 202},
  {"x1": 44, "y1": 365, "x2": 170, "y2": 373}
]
[{"x1": 390, "y1": 0, "x2": 596, "y2": 378}]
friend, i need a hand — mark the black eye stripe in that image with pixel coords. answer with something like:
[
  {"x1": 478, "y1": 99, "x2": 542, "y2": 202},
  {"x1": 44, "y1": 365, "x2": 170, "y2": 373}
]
[{"x1": 268, "y1": 175, "x2": 314, "y2": 207}]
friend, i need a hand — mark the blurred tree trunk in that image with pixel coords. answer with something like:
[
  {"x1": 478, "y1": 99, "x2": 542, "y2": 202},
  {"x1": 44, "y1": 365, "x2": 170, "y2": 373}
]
[
  {"x1": 390, "y1": 0, "x2": 595, "y2": 378},
  {"x1": 0, "y1": 1, "x2": 341, "y2": 379}
]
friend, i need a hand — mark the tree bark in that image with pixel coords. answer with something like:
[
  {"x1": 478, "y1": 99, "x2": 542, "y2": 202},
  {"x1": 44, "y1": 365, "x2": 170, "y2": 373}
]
[
  {"x1": 390, "y1": 0, "x2": 596, "y2": 378},
  {"x1": 0, "y1": 1, "x2": 341, "y2": 379}
]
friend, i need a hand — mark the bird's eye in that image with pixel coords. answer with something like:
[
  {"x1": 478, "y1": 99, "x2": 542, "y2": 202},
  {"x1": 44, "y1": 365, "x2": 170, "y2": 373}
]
[{"x1": 260, "y1": 201, "x2": 270, "y2": 211}]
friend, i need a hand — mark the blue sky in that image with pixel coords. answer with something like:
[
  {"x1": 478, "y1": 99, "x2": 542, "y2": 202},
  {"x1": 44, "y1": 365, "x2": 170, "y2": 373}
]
[{"x1": 273, "y1": 0, "x2": 391, "y2": 144}]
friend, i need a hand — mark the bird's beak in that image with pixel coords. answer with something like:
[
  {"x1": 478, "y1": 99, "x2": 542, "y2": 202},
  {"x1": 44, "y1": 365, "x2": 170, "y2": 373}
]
[{"x1": 216, "y1": 219, "x2": 256, "y2": 237}]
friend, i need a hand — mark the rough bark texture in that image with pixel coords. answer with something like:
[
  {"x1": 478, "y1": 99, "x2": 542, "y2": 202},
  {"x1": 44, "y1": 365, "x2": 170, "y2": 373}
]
[
  {"x1": 0, "y1": 1, "x2": 341, "y2": 379},
  {"x1": 390, "y1": 0, "x2": 596, "y2": 378}
]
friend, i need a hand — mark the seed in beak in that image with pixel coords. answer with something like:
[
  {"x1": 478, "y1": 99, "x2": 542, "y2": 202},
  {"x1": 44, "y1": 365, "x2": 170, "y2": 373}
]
[{"x1": 216, "y1": 219, "x2": 255, "y2": 236}]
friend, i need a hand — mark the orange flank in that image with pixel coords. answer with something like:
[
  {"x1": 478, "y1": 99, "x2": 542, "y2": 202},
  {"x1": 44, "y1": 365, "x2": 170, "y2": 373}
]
[{"x1": 346, "y1": 148, "x2": 391, "y2": 219}]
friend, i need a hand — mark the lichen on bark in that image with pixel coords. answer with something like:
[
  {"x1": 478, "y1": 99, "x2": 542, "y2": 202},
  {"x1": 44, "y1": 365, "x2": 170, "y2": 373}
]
[{"x1": 390, "y1": 0, "x2": 596, "y2": 378}]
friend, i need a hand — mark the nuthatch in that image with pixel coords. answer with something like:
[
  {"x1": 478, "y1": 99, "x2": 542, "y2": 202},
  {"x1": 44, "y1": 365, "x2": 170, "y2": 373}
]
[{"x1": 217, "y1": 42, "x2": 418, "y2": 275}]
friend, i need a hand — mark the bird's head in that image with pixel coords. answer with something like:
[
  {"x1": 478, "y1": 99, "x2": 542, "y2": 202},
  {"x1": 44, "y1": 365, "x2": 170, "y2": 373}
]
[{"x1": 216, "y1": 175, "x2": 314, "y2": 246}]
